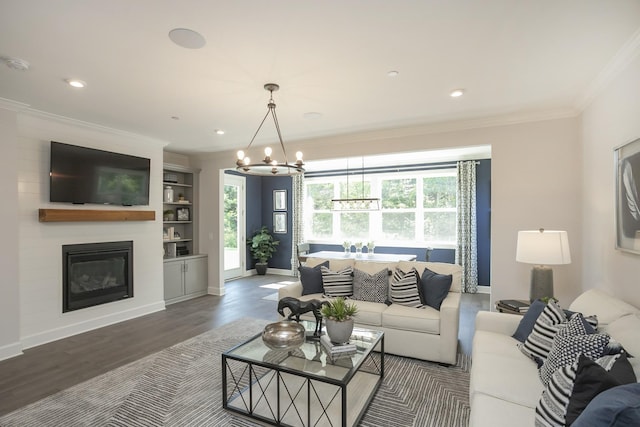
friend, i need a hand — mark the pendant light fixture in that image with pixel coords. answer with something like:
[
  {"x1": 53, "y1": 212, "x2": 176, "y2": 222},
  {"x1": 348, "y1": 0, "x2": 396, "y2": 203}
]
[
  {"x1": 235, "y1": 83, "x2": 305, "y2": 175},
  {"x1": 331, "y1": 157, "x2": 380, "y2": 211}
]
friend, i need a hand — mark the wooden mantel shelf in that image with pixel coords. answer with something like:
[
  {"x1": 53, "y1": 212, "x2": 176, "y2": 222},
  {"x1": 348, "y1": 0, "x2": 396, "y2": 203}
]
[{"x1": 39, "y1": 209, "x2": 155, "y2": 222}]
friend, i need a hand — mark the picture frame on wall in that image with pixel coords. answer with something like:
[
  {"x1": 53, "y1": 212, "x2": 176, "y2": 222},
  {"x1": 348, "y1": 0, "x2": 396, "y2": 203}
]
[
  {"x1": 615, "y1": 137, "x2": 640, "y2": 254},
  {"x1": 274, "y1": 189, "x2": 287, "y2": 211},
  {"x1": 274, "y1": 212, "x2": 287, "y2": 234},
  {"x1": 176, "y1": 207, "x2": 190, "y2": 221}
]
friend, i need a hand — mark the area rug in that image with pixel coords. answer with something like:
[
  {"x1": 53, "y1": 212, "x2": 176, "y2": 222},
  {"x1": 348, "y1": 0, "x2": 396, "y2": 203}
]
[{"x1": 0, "y1": 318, "x2": 470, "y2": 426}]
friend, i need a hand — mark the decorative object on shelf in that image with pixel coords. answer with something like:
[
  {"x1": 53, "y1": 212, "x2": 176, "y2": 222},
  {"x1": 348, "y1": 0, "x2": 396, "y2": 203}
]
[
  {"x1": 178, "y1": 193, "x2": 185, "y2": 202},
  {"x1": 163, "y1": 172, "x2": 178, "y2": 183},
  {"x1": 343, "y1": 241, "x2": 351, "y2": 254},
  {"x1": 321, "y1": 297, "x2": 358, "y2": 345},
  {"x1": 273, "y1": 189, "x2": 287, "y2": 211},
  {"x1": 354, "y1": 241, "x2": 363, "y2": 256},
  {"x1": 247, "y1": 226, "x2": 279, "y2": 275},
  {"x1": 614, "y1": 137, "x2": 640, "y2": 254},
  {"x1": 176, "y1": 207, "x2": 190, "y2": 221},
  {"x1": 173, "y1": 231, "x2": 181, "y2": 240},
  {"x1": 273, "y1": 212, "x2": 287, "y2": 234},
  {"x1": 164, "y1": 186, "x2": 174, "y2": 203},
  {"x1": 262, "y1": 320, "x2": 306, "y2": 351},
  {"x1": 516, "y1": 228, "x2": 571, "y2": 302},
  {"x1": 163, "y1": 210, "x2": 175, "y2": 221},
  {"x1": 331, "y1": 157, "x2": 380, "y2": 211},
  {"x1": 234, "y1": 83, "x2": 305, "y2": 176},
  {"x1": 367, "y1": 241, "x2": 375, "y2": 255},
  {"x1": 277, "y1": 297, "x2": 328, "y2": 338}
]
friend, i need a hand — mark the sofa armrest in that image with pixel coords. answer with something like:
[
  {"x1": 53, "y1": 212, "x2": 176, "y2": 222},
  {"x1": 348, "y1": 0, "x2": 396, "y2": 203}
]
[
  {"x1": 278, "y1": 281, "x2": 303, "y2": 300},
  {"x1": 439, "y1": 291, "x2": 461, "y2": 363},
  {"x1": 475, "y1": 311, "x2": 522, "y2": 336}
]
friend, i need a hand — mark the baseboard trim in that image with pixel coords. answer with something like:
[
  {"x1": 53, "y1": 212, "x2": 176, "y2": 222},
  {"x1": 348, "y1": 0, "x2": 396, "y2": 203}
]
[
  {"x1": 20, "y1": 301, "x2": 166, "y2": 350},
  {"x1": 0, "y1": 341, "x2": 23, "y2": 362},
  {"x1": 476, "y1": 285, "x2": 491, "y2": 294}
]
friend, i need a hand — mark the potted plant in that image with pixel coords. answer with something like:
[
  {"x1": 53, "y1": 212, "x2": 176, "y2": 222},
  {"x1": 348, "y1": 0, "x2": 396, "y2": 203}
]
[
  {"x1": 247, "y1": 226, "x2": 279, "y2": 275},
  {"x1": 320, "y1": 297, "x2": 358, "y2": 344}
]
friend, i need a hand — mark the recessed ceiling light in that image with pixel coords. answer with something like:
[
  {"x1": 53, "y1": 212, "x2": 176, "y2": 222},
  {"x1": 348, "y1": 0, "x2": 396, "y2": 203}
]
[
  {"x1": 450, "y1": 89, "x2": 465, "y2": 98},
  {"x1": 387, "y1": 70, "x2": 399, "y2": 77},
  {"x1": 303, "y1": 112, "x2": 323, "y2": 120},
  {"x1": 171, "y1": 116, "x2": 180, "y2": 120},
  {"x1": 168, "y1": 28, "x2": 206, "y2": 49},
  {"x1": 66, "y1": 79, "x2": 86, "y2": 88},
  {"x1": 2, "y1": 57, "x2": 30, "y2": 71},
  {"x1": 215, "y1": 129, "x2": 225, "y2": 135}
]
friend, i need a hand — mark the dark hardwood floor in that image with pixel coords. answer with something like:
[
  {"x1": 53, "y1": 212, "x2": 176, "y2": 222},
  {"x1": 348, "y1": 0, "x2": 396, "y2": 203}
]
[{"x1": 0, "y1": 274, "x2": 488, "y2": 417}]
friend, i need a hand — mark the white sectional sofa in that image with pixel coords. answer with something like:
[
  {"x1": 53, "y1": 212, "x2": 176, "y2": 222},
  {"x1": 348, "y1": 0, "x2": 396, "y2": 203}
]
[
  {"x1": 277, "y1": 256, "x2": 462, "y2": 364},
  {"x1": 469, "y1": 289, "x2": 640, "y2": 427}
]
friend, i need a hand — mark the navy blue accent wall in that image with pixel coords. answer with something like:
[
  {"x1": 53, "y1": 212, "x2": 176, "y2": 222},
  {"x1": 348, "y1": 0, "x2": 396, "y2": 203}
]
[
  {"x1": 476, "y1": 159, "x2": 491, "y2": 286},
  {"x1": 260, "y1": 176, "x2": 293, "y2": 270},
  {"x1": 244, "y1": 174, "x2": 263, "y2": 269}
]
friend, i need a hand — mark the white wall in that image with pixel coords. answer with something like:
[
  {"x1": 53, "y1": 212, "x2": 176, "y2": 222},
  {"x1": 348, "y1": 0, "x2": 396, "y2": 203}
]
[
  {"x1": 12, "y1": 112, "x2": 166, "y2": 353},
  {"x1": 581, "y1": 52, "x2": 640, "y2": 308},
  {"x1": 194, "y1": 115, "x2": 582, "y2": 307},
  {"x1": 0, "y1": 107, "x2": 21, "y2": 360}
]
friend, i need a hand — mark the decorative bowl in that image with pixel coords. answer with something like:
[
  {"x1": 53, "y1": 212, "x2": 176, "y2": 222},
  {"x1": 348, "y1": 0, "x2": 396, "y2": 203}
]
[{"x1": 262, "y1": 321, "x2": 306, "y2": 351}]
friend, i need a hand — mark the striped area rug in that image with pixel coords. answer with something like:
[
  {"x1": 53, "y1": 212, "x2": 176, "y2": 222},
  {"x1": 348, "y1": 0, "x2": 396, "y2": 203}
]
[{"x1": 0, "y1": 318, "x2": 470, "y2": 426}]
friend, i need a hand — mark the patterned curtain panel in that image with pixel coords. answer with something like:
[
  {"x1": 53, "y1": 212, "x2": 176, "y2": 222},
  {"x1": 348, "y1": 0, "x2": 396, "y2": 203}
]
[
  {"x1": 456, "y1": 161, "x2": 478, "y2": 293},
  {"x1": 291, "y1": 174, "x2": 305, "y2": 277}
]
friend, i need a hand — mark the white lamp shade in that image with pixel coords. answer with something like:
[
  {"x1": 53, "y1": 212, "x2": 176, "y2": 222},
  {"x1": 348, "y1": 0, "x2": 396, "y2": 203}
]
[{"x1": 516, "y1": 230, "x2": 571, "y2": 265}]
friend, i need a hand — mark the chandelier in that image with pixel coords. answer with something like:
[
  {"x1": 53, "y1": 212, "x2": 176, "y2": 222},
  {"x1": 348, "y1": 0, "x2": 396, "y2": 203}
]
[
  {"x1": 235, "y1": 83, "x2": 305, "y2": 175},
  {"x1": 331, "y1": 158, "x2": 380, "y2": 211}
]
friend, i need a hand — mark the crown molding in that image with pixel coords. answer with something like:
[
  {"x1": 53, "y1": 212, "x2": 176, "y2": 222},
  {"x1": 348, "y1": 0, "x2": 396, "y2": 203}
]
[
  {"x1": 20, "y1": 107, "x2": 170, "y2": 148},
  {"x1": 0, "y1": 97, "x2": 30, "y2": 112},
  {"x1": 575, "y1": 27, "x2": 640, "y2": 111}
]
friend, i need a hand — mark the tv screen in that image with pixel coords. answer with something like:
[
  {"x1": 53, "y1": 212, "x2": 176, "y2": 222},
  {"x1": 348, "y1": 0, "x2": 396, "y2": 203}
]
[{"x1": 50, "y1": 141, "x2": 150, "y2": 206}]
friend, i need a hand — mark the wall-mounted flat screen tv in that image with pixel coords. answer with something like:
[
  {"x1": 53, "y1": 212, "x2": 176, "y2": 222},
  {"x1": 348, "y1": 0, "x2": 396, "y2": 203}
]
[{"x1": 50, "y1": 141, "x2": 151, "y2": 206}]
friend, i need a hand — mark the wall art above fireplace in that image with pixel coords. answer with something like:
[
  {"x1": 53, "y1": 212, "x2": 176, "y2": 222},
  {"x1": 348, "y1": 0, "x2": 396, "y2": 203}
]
[{"x1": 62, "y1": 241, "x2": 134, "y2": 312}]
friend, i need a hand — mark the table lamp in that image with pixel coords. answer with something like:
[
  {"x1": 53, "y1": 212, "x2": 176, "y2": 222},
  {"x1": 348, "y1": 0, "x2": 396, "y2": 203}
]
[{"x1": 516, "y1": 229, "x2": 571, "y2": 302}]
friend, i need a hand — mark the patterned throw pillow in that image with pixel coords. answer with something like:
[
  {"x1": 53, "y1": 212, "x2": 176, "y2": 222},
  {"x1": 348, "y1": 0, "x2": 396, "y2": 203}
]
[
  {"x1": 519, "y1": 300, "x2": 567, "y2": 364},
  {"x1": 353, "y1": 267, "x2": 389, "y2": 304},
  {"x1": 538, "y1": 327, "x2": 610, "y2": 387},
  {"x1": 321, "y1": 266, "x2": 353, "y2": 297},
  {"x1": 535, "y1": 352, "x2": 634, "y2": 427},
  {"x1": 390, "y1": 268, "x2": 422, "y2": 308}
]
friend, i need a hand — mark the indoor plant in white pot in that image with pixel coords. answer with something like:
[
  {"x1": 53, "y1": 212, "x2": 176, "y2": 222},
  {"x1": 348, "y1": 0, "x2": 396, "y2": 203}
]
[
  {"x1": 320, "y1": 297, "x2": 358, "y2": 344},
  {"x1": 247, "y1": 226, "x2": 279, "y2": 275}
]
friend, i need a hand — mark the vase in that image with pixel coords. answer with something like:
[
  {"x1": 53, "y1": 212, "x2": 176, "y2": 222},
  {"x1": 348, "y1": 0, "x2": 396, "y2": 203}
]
[{"x1": 325, "y1": 318, "x2": 354, "y2": 345}]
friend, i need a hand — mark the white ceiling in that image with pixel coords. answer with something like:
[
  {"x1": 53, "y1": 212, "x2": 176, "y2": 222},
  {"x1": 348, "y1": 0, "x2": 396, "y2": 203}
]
[{"x1": 1, "y1": 1, "x2": 639, "y2": 154}]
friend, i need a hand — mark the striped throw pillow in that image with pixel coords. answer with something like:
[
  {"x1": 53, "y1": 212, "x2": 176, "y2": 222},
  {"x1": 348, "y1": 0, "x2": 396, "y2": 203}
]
[
  {"x1": 321, "y1": 266, "x2": 353, "y2": 297},
  {"x1": 519, "y1": 299, "x2": 567, "y2": 364},
  {"x1": 390, "y1": 268, "x2": 422, "y2": 308}
]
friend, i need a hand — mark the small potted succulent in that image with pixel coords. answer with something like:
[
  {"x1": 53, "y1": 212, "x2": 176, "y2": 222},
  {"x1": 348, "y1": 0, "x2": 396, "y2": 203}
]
[{"x1": 320, "y1": 297, "x2": 358, "y2": 344}]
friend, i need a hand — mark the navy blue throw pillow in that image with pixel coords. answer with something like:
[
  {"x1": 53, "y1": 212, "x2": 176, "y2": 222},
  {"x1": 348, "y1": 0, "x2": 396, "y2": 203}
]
[
  {"x1": 512, "y1": 299, "x2": 546, "y2": 342},
  {"x1": 571, "y1": 383, "x2": 640, "y2": 427},
  {"x1": 418, "y1": 268, "x2": 452, "y2": 310},
  {"x1": 299, "y1": 261, "x2": 329, "y2": 295}
]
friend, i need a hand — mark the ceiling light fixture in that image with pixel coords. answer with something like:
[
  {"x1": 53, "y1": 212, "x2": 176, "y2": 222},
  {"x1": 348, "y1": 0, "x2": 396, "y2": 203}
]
[
  {"x1": 215, "y1": 129, "x2": 225, "y2": 135},
  {"x1": 2, "y1": 57, "x2": 30, "y2": 71},
  {"x1": 168, "y1": 28, "x2": 206, "y2": 49},
  {"x1": 331, "y1": 157, "x2": 380, "y2": 211},
  {"x1": 387, "y1": 70, "x2": 399, "y2": 77},
  {"x1": 66, "y1": 79, "x2": 86, "y2": 88},
  {"x1": 450, "y1": 89, "x2": 464, "y2": 97},
  {"x1": 235, "y1": 83, "x2": 304, "y2": 176}
]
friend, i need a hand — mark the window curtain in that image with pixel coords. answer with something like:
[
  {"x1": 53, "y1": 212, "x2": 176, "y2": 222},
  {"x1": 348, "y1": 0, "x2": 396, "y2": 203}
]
[
  {"x1": 456, "y1": 161, "x2": 478, "y2": 293},
  {"x1": 291, "y1": 174, "x2": 305, "y2": 276}
]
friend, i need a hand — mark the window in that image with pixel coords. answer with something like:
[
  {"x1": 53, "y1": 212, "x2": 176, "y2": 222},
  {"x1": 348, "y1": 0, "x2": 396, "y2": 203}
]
[{"x1": 303, "y1": 169, "x2": 457, "y2": 246}]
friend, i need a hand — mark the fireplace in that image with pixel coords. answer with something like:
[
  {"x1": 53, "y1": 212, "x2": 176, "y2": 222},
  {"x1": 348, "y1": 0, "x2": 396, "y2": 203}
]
[{"x1": 62, "y1": 241, "x2": 133, "y2": 312}]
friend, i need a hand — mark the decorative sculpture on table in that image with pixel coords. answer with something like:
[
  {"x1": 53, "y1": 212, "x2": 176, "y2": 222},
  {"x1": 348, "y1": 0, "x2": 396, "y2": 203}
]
[{"x1": 277, "y1": 297, "x2": 328, "y2": 338}]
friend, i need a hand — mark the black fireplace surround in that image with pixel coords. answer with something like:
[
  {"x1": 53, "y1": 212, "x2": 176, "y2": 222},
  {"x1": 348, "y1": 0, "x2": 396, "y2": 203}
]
[{"x1": 62, "y1": 241, "x2": 133, "y2": 312}]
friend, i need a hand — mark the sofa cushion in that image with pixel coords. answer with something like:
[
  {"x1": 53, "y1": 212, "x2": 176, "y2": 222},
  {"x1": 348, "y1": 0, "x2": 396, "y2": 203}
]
[
  {"x1": 418, "y1": 267, "x2": 452, "y2": 310},
  {"x1": 569, "y1": 289, "x2": 639, "y2": 327},
  {"x1": 571, "y1": 383, "x2": 640, "y2": 427},
  {"x1": 353, "y1": 267, "x2": 388, "y2": 304},
  {"x1": 348, "y1": 299, "x2": 386, "y2": 326},
  {"x1": 299, "y1": 260, "x2": 329, "y2": 295},
  {"x1": 470, "y1": 393, "x2": 536, "y2": 427},
  {"x1": 399, "y1": 260, "x2": 462, "y2": 293},
  {"x1": 512, "y1": 299, "x2": 546, "y2": 342},
  {"x1": 382, "y1": 303, "x2": 440, "y2": 334},
  {"x1": 321, "y1": 266, "x2": 353, "y2": 297},
  {"x1": 389, "y1": 268, "x2": 422, "y2": 308},
  {"x1": 519, "y1": 299, "x2": 567, "y2": 364}
]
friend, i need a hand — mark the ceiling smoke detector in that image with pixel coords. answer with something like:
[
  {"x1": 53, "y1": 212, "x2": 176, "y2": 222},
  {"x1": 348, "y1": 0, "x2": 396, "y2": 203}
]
[{"x1": 3, "y1": 57, "x2": 30, "y2": 71}]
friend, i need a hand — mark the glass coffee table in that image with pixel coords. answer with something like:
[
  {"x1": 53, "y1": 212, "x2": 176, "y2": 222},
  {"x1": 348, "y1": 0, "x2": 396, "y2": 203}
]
[{"x1": 222, "y1": 320, "x2": 384, "y2": 427}]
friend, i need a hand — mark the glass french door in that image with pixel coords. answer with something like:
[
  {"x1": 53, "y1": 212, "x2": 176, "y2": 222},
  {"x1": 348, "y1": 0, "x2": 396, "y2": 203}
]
[{"x1": 223, "y1": 173, "x2": 245, "y2": 280}]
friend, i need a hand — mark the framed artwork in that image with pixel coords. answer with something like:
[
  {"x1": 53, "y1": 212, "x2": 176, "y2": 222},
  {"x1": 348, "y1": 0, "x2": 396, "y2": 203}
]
[
  {"x1": 615, "y1": 137, "x2": 640, "y2": 254},
  {"x1": 176, "y1": 207, "x2": 190, "y2": 221},
  {"x1": 273, "y1": 212, "x2": 287, "y2": 234},
  {"x1": 274, "y1": 189, "x2": 287, "y2": 211}
]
